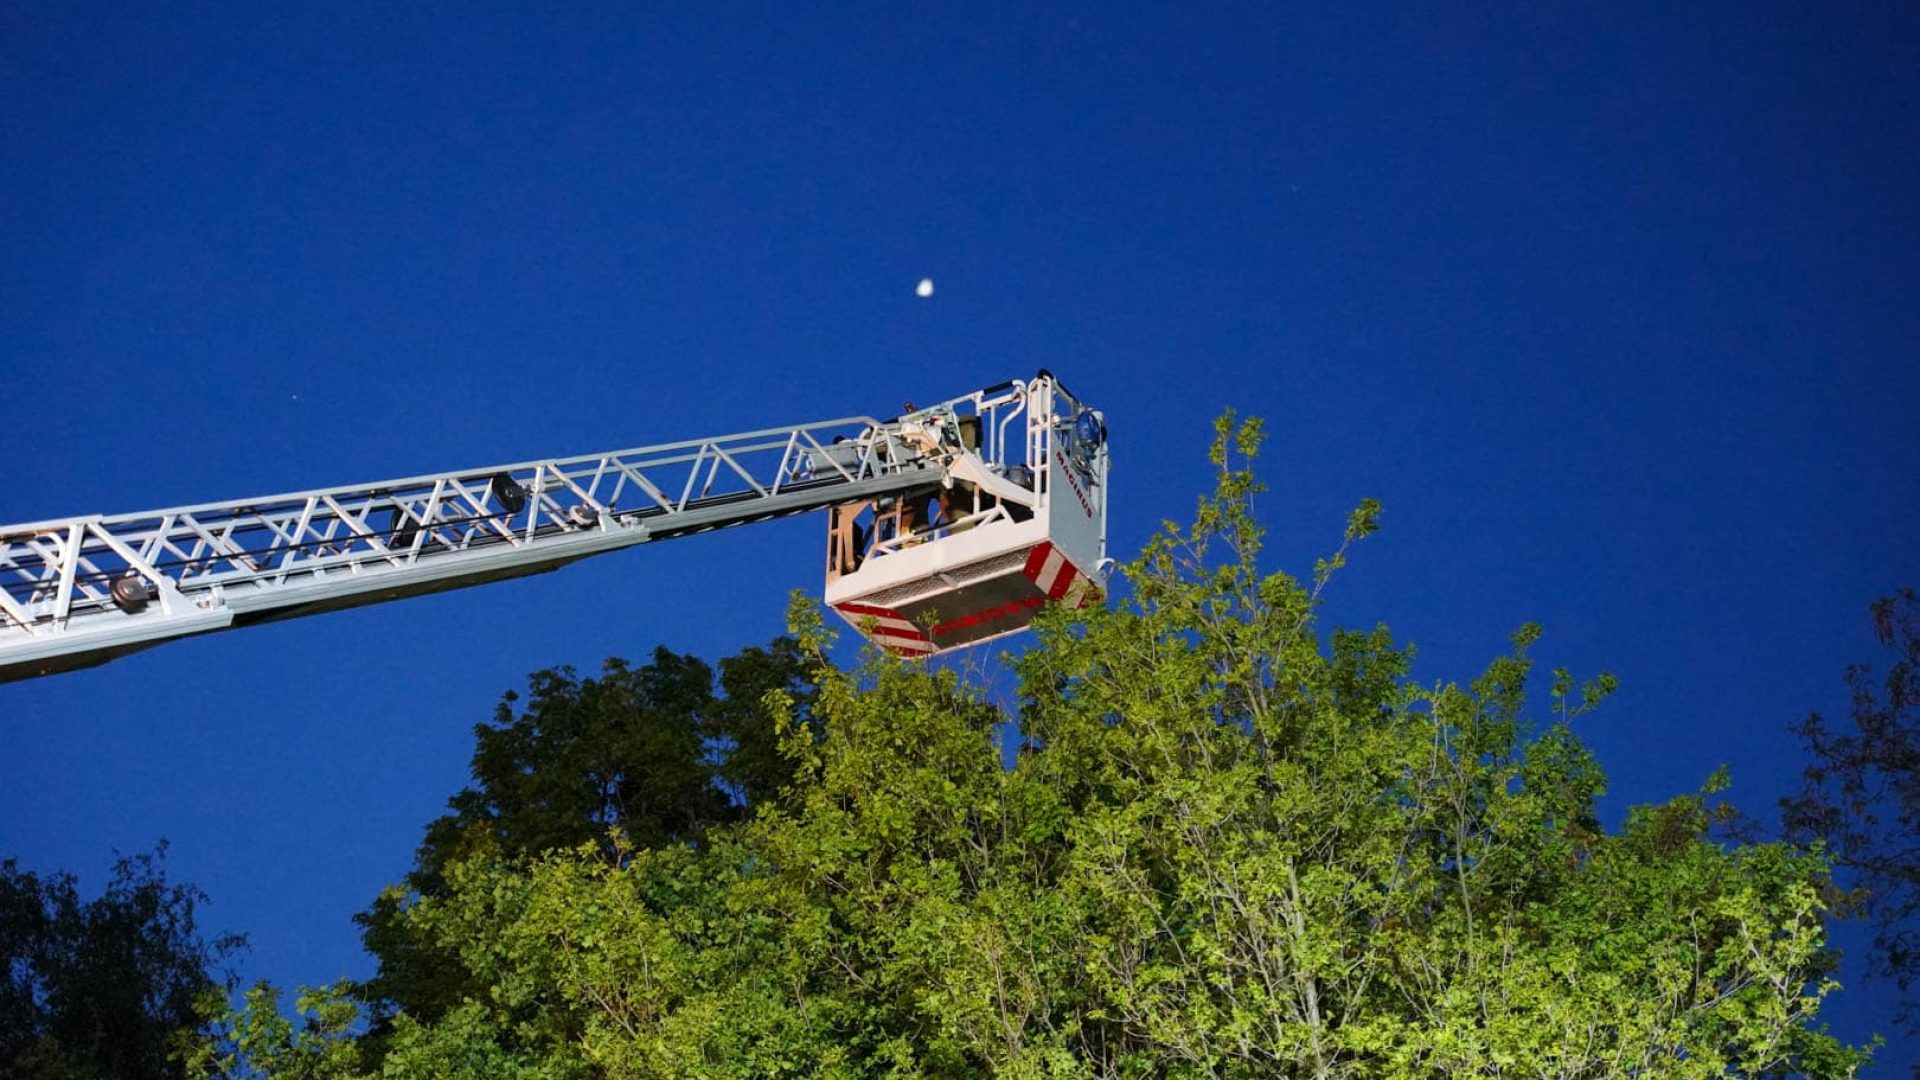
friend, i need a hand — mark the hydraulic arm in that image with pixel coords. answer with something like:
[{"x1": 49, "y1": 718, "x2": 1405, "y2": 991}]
[{"x1": 0, "y1": 388, "x2": 1004, "y2": 683}]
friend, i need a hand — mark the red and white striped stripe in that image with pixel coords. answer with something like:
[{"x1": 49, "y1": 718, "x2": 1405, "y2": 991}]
[
  {"x1": 1023, "y1": 541, "x2": 1101, "y2": 608},
  {"x1": 930, "y1": 594, "x2": 1046, "y2": 639},
  {"x1": 832, "y1": 600, "x2": 937, "y2": 656}
]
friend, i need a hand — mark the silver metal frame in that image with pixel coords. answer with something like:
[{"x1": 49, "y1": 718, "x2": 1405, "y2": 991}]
[{"x1": 1, "y1": 386, "x2": 1017, "y2": 682}]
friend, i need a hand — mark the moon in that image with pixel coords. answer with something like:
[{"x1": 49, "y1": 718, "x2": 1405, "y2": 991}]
[{"x1": 916, "y1": 278, "x2": 934, "y2": 298}]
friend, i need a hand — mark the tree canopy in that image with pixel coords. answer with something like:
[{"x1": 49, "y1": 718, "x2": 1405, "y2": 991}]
[
  {"x1": 356, "y1": 638, "x2": 817, "y2": 1027},
  {"x1": 0, "y1": 845, "x2": 241, "y2": 1080},
  {"x1": 1785, "y1": 587, "x2": 1920, "y2": 1043},
  {"x1": 193, "y1": 417, "x2": 1868, "y2": 1078}
]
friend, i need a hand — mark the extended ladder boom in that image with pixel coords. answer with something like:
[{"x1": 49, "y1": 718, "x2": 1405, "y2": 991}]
[{"x1": 1, "y1": 382, "x2": 1027, "y2": 683}]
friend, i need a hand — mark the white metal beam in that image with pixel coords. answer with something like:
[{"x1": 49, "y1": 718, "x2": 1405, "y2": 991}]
[{"x1": 1, "y1": 382, "x2": 1033, "y2": 682}]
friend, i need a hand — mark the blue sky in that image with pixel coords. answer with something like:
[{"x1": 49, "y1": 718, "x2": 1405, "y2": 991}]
[{"x1": 3, "y1": 2, "x2": 1916, "y2": 1068}]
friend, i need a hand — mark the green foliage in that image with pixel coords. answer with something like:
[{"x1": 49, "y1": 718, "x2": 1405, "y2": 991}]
[
  {"x1": 356, "y1": 639, "x2": 816, "y2": 1030},
  {"x1": 182, "y1": 983, "x2": 366, "y2": 1080},
  {"x1": 0, "y1": 845, "x2": 242, "y2": 1080},
  {"x1": 205, "y1": 415, "x2": 1866, "y2": 1078}
]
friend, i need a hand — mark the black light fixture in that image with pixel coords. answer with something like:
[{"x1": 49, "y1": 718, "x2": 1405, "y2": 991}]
[
  {"x1": 490, "y1": 473, "x2": 528, "y2": 515},
  {"x1": 110, "y1": 572, "x2": 154, "y2": 614}
]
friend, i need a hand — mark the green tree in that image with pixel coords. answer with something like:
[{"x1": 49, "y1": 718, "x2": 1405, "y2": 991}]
[
  {"x1": 1785, "y1": 588, "x2": 1920, "y2": 1043},
  {"x1": 707, "y1": 635, "x2": 821, "y2": 809},
  {"x1": 206, "y1": 416, "x2": 1866, "y2": 1078},
  {"x1": 1, "y1": 845, "x2": 242, "y2": 1080},
  {"x1": 357, "y1": 640, "x2": 815, "y2": 1028}
]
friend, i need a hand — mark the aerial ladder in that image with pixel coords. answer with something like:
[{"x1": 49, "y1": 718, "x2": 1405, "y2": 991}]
[{"x1": 0, "y1": 373, "x2": 1108, "y2": 683}]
